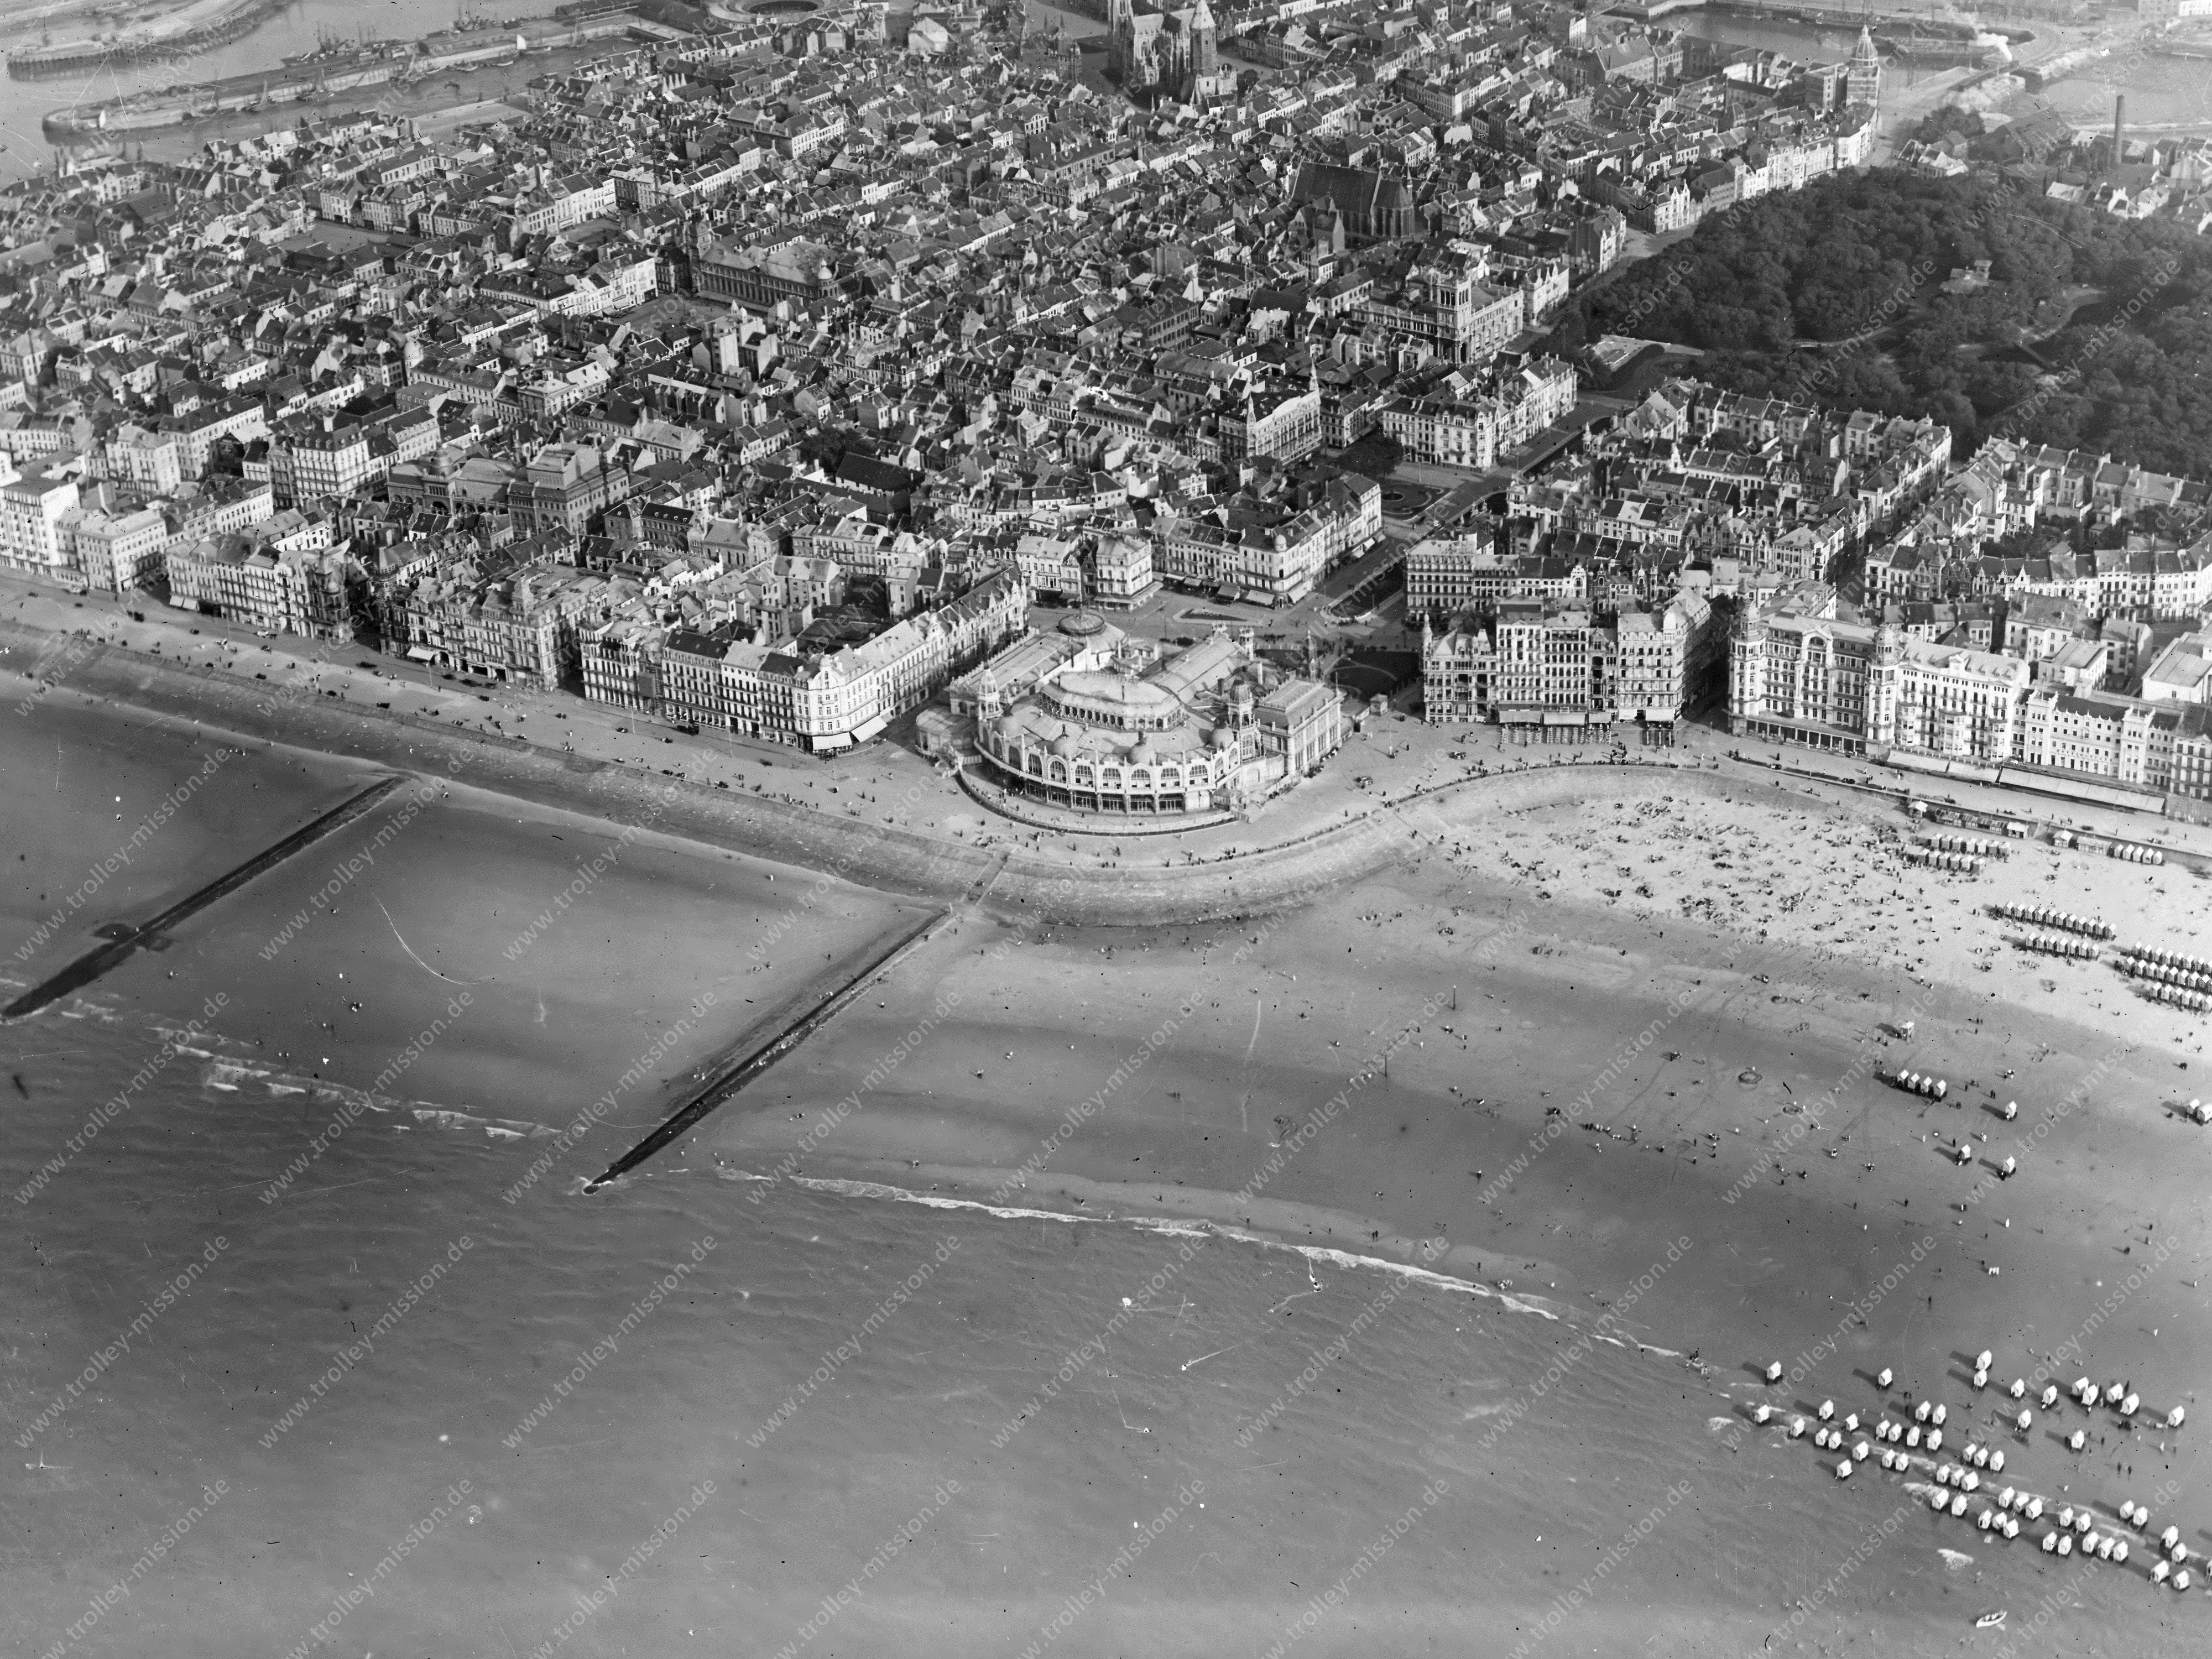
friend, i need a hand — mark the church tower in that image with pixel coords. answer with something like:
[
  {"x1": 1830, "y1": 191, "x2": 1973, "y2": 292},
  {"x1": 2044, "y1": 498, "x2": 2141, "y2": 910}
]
[
  {"x1": 1188, "y1": 0, "x2": 1217, "y2": 79},
  {"x1": 1846, "y1": 28, "x2": 1882, "y2": 111},
  {"x1": 1108, "y1": 0, "x2": 1134, "y2": 85}
]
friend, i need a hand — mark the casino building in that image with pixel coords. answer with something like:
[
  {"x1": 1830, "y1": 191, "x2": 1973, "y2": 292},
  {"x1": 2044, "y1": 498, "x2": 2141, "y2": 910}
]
[{"x1": 968, "y1": 615, "x2": 1344, "y2": 817}]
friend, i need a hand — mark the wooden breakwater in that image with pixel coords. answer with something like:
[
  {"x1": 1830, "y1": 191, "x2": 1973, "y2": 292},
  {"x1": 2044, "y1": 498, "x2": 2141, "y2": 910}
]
[{"x1": 4, "y1": 774, "x2": 407, "y2": 1018}]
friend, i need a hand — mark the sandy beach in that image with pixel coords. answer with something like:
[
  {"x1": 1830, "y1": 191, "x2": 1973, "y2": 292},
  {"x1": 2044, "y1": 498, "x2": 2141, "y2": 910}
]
[{"x1": 6, "y1": 599, "x2": 2212, "y2": 1656}]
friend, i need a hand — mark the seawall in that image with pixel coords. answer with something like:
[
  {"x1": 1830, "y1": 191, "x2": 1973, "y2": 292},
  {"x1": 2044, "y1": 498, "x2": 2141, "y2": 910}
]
[{"x1": 0, "y1": 619, "x2": 1418, "y2": 929}]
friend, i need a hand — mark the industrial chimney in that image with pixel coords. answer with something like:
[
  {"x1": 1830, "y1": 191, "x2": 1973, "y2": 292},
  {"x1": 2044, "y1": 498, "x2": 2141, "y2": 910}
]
[{"x1": 2113, "y1": 93, "x2": 2125, "y2": 165}]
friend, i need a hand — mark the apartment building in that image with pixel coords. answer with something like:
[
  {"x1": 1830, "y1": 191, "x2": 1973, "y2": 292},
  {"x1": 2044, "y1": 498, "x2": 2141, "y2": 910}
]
[
  {"x1": 1404, "y1": 536, "x2": 1587, "y2": 613},
  {"x1": 1615, "y1": 591, "x2": 1716, "y2": 724},
  {"x1": 1729, "y1": 606, "x2": 1881, "y2": 753},
  {"x1": 1884, "y1": 637, "x2": 2032, "y2": 763},
  {"x1": 1422, "y1": 598, "x2": 1619, "y2": 726},
  {"x1": 64, "y1": 504, "x2": 168, "y2": 595},
  {"x1": 0, "y1": 467, "x2": 82, "y2": 582},
  {"x1": 166, "y1": 539, "x2": 352, "y2": 639}
]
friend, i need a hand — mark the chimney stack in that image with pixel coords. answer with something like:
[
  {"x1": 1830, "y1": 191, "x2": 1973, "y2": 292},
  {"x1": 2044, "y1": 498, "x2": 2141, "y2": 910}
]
[{"x1": 2113, "y1": 93, "x2": 2125, "y2": 165}]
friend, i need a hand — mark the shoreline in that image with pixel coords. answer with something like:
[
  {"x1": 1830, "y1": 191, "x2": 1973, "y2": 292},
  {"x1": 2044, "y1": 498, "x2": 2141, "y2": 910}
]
[{"x1": 0, "y1": 612, "x2": 1437, "y2": 926}]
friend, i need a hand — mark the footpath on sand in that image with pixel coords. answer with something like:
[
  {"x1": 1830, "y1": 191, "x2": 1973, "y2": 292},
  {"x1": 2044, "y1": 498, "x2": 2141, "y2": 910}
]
[{"x1": 3, "y1": 613, "x2": 1762, "y2": 927}]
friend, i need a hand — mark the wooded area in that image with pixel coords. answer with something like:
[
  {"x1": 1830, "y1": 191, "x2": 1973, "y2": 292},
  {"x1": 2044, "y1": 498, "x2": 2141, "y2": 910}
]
[{"x1": 1558, "y1": 173, "x2": 2212, "y2": 476}]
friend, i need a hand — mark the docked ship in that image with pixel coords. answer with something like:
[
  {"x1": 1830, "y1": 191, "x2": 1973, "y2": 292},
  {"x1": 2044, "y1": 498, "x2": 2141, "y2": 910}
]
[
  {"x1": 41, "y1": 40, "x2": 409, "y2": 140},
  {"x1": 38, "y1": 10, "x2": 647, "y2": 139}
]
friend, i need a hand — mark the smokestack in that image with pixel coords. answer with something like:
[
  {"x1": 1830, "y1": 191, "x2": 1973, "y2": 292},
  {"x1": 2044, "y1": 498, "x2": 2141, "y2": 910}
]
[{"x1": 2114, "y1": 93, "x2": 2125, "y2": 164}]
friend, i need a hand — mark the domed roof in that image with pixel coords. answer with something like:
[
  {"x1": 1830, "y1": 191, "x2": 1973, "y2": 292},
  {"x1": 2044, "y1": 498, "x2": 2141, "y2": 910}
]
[
  {"x1": 1128, "y1": 742, "x2": 1156, "y2": 767},
  {"x1": 996, "y1": 716, "x2": 1021, "y2": 744},
  {"x1": 1050, "y1": 731, "x2": 1078, "y2": 759},
  {"x1": 1209, "y1": 726, "x2": 1235, "y2": 750}
]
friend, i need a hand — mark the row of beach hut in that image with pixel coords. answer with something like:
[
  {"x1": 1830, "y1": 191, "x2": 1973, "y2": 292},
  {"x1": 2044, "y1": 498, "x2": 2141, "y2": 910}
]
[
  {"x1": 1922, "y1": 833, "x2": 2009, "y2": 859},
  {"x1": 1888, "y1": 1068, "x2": 1949, "y2": 1099},
  {"x1": 1991, "y1": 904, "x2": 2110, "y2": 940},
  {"x1": 2116, "y1": 952, "x2": 2212, "y2": 994},
  {"x1": 2127, "y1": 945, "x2": 2212, "y2": 978},
  {"x1": 1906, "y1": 847, "x2": 1984, "y2": 873}
]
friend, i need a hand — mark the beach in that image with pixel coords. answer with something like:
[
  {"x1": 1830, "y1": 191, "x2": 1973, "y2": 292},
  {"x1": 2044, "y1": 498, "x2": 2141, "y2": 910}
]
[{"x1": 3, "y1": 618, "x2": 2211, "y2": 1656}]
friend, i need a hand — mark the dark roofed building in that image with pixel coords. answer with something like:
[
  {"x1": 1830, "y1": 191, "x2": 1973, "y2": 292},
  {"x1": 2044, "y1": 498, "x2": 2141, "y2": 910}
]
[{"x1": 1290, "y1": 163, "x2": 1420, "y2": 246}]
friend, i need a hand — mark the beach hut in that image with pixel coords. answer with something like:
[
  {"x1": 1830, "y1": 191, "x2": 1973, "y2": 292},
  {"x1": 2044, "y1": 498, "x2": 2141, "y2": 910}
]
[
  {"x1": 1937, "y1": 1464, "x2": 1953, "y2": 1486},
  {"x1": 1927, "y1": 1430, "x2": 1943, "y2": 1453},
  {"x1": 2169, "y1": 1406, "x2": 2186, "y2": 1429},
  {"x1": 1791, "y1": 1417, "x2": 1807, "y2": 1438},
  {"x1": 2122, "y1": 1392, "x2": 2140, "y2": 1417},
  {"x1": 2041, "y1": 1384, "x2": 2059, "y2": 1409},
  {"x1": 1835, "y1": 1458, "x2": 1853, "y2": 1479},
  {"x1": 1819, "y1": 1399, "x2": 1834, "y2": 1421},
  {"x1": 2122, "y1": 1500, "x2": 2138, "y2": 1524},
  {"x1": 1990, "y1": 1449, "x2": 2004, "y2": 1472},
  {"x1": 1932, "y1": 1404, "x2": 1948, "y2": 1427},
  {"x1": 1844, "y1": 1413, "x2": 1859, "y2": 1433},
  {"x1": 1907, "y1": 1426, "x2": 1922, "y2": 1448},
  {"x1": 2075, "y1": 1511, "x2": 2093, "y2": 1535},
  {"x1": 2153, "y1": 1559, "x2": 2171, "y2": 1584},
  {"x1": 1937, "y1": 1490, "x2": 1955, "y2": 1512},
  {"x1": 1976, "y1": 1350, "x2": 1994, "y2": 1371},
  {"x1": 1974, "y1": 1368, "x2": 1989, "y2": 1388},
  {"x1": 2114, "y1": 1539, "x2": 2128, "y2": 1562},
  {"x1": 2060, "y1": 1506, "x2": 2075, "y2": 1528},
  {"x1": 2178, "y1": 1569, "x2": 2193, "y2": 1592},
  {"x1": 1951, "y1": 1494, "x2": 1970, "y2": 1518},
  {"x1": 1755, "y1": 1404, "x2": 1773, "y2": 1425},
  {"x1": 1765, "y1": 1361, "x2": 1782, "y2": 1383},
  {"x1": 1978, "y1": 1510, "x2": 1993, "y2": 1531},
  {"x1": 2002, "y1": 1100, "x2": 2017, "y2": 1120},
  {"x1": 2016, "y1": 1408, "x2": 2034, "y2": 1432},
  {"x1": 2043, "y1": 1532, "x2": 2059, "y2": 1553},
  {"x1": 2098, "y1": 1536, "x2": 2116, "y2": 1561},
  {"x1": 2004, "y1": 1517, "x2": 2021, "y2": 1540},
  {"x1": 2026, "y1": 1498, "x2": 2044, "y2": 1521},
  {"x1": 1915, "y1": 1400, "x2": 1932, "y2": 1423},
  {"x1": 2008, "y1": 1378, "x2": 2025, "y2": 1400},
  {"x1": 2069, "y1": 1429, "x2": 2087, "y2": 1451},
  {"x1": 2058, "y1": 1533, "x2": 2073, "y2": 1556},
  {"x1": 2162, "y1": 1525, "x2": 2180, "y2": 1552},
  {"x1": 2083, "y1": 1384, "x2": 2101, "y2": 1409},
  {"x1": 1963, "y1": 1470, "x2": 1980, "y2": 1493},
  {"x1": 1999, "y1": 1157, "x2": 2016, "y2": 1178},
  {"x1": 1878, "y1": 1367, "x2": 1893, "y2": 1388}
]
